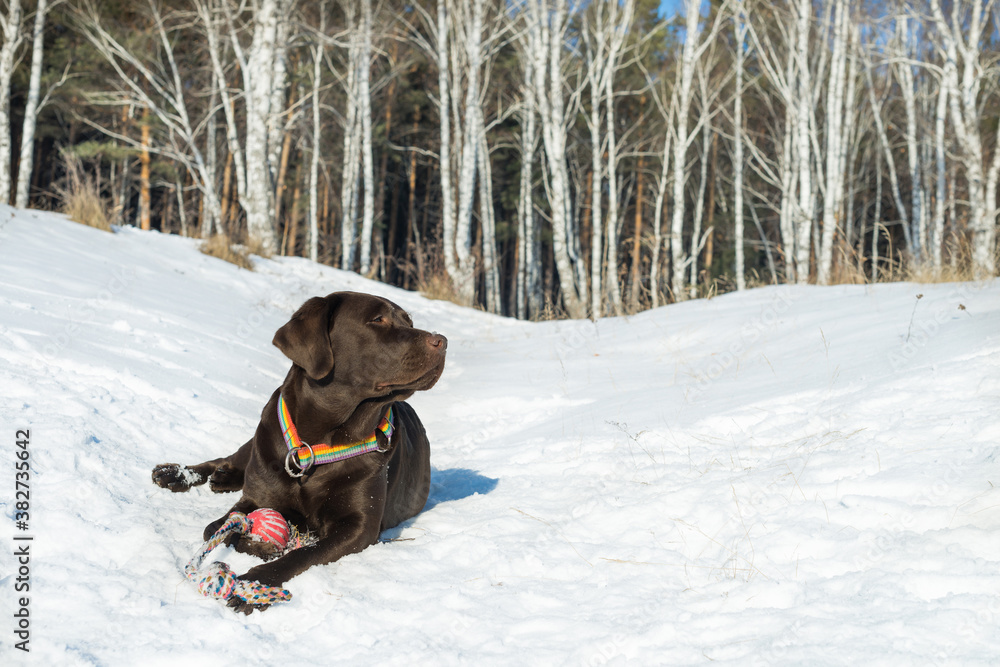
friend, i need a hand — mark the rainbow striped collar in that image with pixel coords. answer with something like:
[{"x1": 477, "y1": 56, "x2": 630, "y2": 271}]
[{"x1": 278, "y1": 393, "x2": 394, "y2": 478}]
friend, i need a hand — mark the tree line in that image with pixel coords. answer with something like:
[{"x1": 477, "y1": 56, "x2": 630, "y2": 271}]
[{"x1": 1, "y1": 0, "x2": 998, "y2": 319}]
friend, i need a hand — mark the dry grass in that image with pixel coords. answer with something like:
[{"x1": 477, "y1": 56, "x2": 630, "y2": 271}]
[
  {"x1": 410, "y1": 250, "x2": 466, "y2": 307},
  {"x1": 827, "y1": 232, "x2": 990, "y2": 286},
  {"x1": 903, "y1": 262, "x2": 975, "y2": 284},
  {"x1": 417, "y1": 269, "x2": 465, "y2": 306},
  {"x1": 200, "y1": 234, "x2": 255, "y2": 270},
  {"x1": 243, "y1": 235, "x2": 273, "y2": 260},
  {"x1": 55, "y1": 152, "x2": 112, "y2": 232},
  {"x1": 902, "y1": 234, "x2": 986, "y2": 284},
  {"x1": 532, "y1": 300, "x2": 569, "y2": 321},
  {"x1": 827, "y1": 244, "x2": 877, "y2": 285}
]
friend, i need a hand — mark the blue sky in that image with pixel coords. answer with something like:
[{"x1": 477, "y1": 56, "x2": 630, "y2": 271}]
[{"x1": 659, "y1": 0, "x2": 684, "y2": 17}]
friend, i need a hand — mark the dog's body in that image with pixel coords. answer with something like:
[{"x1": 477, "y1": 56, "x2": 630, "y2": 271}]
[{"x1": 152, "y1": 292, "x2": 446, "y2": 612}]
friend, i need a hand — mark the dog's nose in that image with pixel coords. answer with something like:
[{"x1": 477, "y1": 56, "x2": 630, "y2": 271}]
[{"x1": 427, "y1": 333, "x2": 447, "y2": 351}]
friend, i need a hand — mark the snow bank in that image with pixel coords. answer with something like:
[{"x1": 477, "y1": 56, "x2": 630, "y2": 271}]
[{"x1": 1, "y1": 206, "x2": 998, "y2": 665}]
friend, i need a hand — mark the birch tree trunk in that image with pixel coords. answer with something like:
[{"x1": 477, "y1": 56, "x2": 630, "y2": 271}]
[
  {"x1": 733, "y1": 6, "x2": 746, "y2": 290},
  {"x1": 517, "y1": 71, "x2": 541, "y2": 320},
  {"x1": 650, "y1": 102, "x2": 673, "y2": 308},
  {"x1": 433, "y1": 0, "x2": 459, "y2": 292},
  {"x1": 521, "y1": 0, "x2": 587, "y2": 318},
  {"x1": 872, "y1": 149, "x2": 882, "y2": 282},
  {"x1": 779, "y1": 57, "x2": 796, "y2": 280},
  {"x1": 669, "y1": 0, "x2": 702, "y2": 300},
  {"x1": 792, "y1": 0, "x2": 813, "y2": 283},
  {"x1": 339, "y1": 0, "x2": 362, "y2": 269},
  {"x1": 932, "y1": 68, "x2": 947, "y2": 273},
  {"x1": 817, "y1": 0, "x2": 849, "y2": 284},
  {"x1": 0, "y1": 0, "x2": 23, "y2": 204},
  {"x1": 602, "y1": 5, "x2": 628, "y2": 316},
  {"x1": 204, "y1": 79, "x2": 219, "y2": 237},
  {"x1": 267, "y1": 14, "x2": 289, "y2": 198},
  {"x1": 582, "y1": 0, "x2": 633, "y2": 316},
  {"x1": 243, "y1": 0, "x2": 283, "y2": 252},
  {"x1": 478, "y1": 123, "x2": 500, "y2": 313},
  {"x1": 139, "y1": 106, "x2": 151, "y2": 231},
  {"x1": 840, "y1": 25, "x2": 859, "y2": 257},
  {"x1": 308, "y1": 5, "x2": 325, "y2": 262},
  {"x1": 585, "y1": 54, "x2": 604, "y2": 315},
  {"x1": 357, "y1": 0, "x2": 376, "y2": 275},
  {"x1": 451, "y1": 0, "x2": 482, "y2": 304},
  {"x1": 14, "y1": 0, "x2": 47, "y2": 209},
  {"x1": 689, "y1": 115, "x2": 711, "y2": 294},
  {"x1": 930, "y1": 0, "x2": 996, "y2": 277},
  {"x1": 583, "y1": 11, "x2": 605, "y2": 316}
]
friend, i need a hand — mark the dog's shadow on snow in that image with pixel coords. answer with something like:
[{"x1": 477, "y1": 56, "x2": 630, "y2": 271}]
[
  {"x1": 380, "y1": 467, "x2": 497, "y2": 540},
  {"x1": 424, "y1": 466, "x2": 498, "y2": 511}
]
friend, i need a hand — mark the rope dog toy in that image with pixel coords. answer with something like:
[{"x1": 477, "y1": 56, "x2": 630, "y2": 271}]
[{"x1": 184, "y1": 508, "x2": 308, "y2": 607}]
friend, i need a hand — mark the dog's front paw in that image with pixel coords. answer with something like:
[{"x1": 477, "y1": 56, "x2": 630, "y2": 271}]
[
  {"x1": 227, "y1": 596, "x2": 271, "y2": 615},
  {"x1": 151, "y1": 463, "x2": 203, "y2": 492},
  {"x1": 208, "y1": 464, "x2": 244, "y2": 493},
  {"x1": 234, "y1": 534, "x2": 283, "y2": 561},
  {"x1": 227, "y1": 569, "x2": 288, "y2": 615}
]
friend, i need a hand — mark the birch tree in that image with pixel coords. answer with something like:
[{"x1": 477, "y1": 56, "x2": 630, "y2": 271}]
[
  {"x1": 791, "y1": 0, "x2": 813, "y2": 283},
  {"x1": 581, "y1": 0, "x2": 634, "y2": 316},
  {"x1": 649, "y1": 90, "x2": 674, "y2": 308},
  {"x1": 308, "y1": 2, "x2": 326, "y2": 262},
  {"x1": 15, "y1": 0, "x2": 53, "y2": 209},
  {"x1": 337, "y1": 0, "x2": 363, "y2": 268},
  {"x1": 356, "y1": 0, "x2": 375, "y2": 274},
  {"x1": 408, "y1": 0, "x2": 469, "y2": 302},
  {"x1": 668, "y1": 0, "x2": 724, "y2": 299},
  {"x1": 816, "y1": 0, "x2": 852, "y2": 284},
  {"x1": 194, "y1": 0, "x2": 290, "y2": 247},
  {"x1": 409, "y1": 0, "x2": 506, "y2": 307},
  {"x1": 0, "y1": 0, "x2": 23, "y2": 204},
  {"x1": 451, "y1": 0, "x2": 485, "y2": 304},
  {"x1": 430, "y1": 0, "x2": 458, "y2": 297},
  {"x1": 746, "y1": 0, "x2": 817, "y2": 282},
  {"x1": 242, "y1": 0, "x2": 286, "y2": 252},
  {"x1": 930, "y1": 0, "x2": 998, "y2": 277},
  {"x1": 732, "y1": 2, "x2": 747, "y2": 290},
  {"x1": 516, "y1": 73, "x2": 542, "y2": 319},
  {"x1": 478, "y1": 125, "x2": 501, "y2": 313},
  {"x1": 517, "y1": 0, "x2": 588, "y2": 318},
  {"x1": 931, "y1": 58, "x2": 948, "y2": 273},
  {"x1": 688, "y1": 55, "x2": 723, "y2": 297}
]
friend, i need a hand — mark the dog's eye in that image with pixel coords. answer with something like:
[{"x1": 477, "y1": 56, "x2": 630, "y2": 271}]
[{"x1": 370, "y1": 316, "x2": 385, "y2": 324}]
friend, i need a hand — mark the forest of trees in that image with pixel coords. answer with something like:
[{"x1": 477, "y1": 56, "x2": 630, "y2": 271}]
[{"x1": 1, "y1": 0, "x2": 998, "y2": 319}]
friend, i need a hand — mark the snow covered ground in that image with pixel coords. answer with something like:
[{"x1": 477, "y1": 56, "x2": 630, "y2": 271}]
[{"x1": 0, "y1": 205, "x2": 998, "y2": 665}]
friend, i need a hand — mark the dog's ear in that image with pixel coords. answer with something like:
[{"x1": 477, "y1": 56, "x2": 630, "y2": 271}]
[{"x1": 272, "y1": 296, "x2": 337, "y2": 379}]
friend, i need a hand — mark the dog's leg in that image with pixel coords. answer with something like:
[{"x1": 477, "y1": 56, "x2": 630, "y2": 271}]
[
  {"x1": 226, "y1": 513, "x2": 381, "y2": 615},
  {"x1": 201, "y1": 497, "x2": 258, "y2": 542},
  {"x1": 152, "y1": 439, "x2": 253, "y2": 493},
  {"x1": 151, "y1": 459, "x2": 224, "y2": 492}
]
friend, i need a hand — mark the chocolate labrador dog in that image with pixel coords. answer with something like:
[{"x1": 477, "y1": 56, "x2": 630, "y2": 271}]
[{"x1": 152, "y1": 291, "x2": 446, "y2": 613}]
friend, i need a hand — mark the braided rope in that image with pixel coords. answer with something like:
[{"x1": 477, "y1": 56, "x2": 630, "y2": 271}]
[{"x1": 184, "y1": 512, "x2": 294, "y2": 607}]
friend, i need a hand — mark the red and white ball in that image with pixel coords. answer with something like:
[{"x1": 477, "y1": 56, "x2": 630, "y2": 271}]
[{"x1": 247, "y1": 508, "x2": 290, "y2": 550}]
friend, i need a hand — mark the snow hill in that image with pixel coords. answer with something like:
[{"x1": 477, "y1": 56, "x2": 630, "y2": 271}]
[{"x1": 1, "y1": 206, "x2": 999, "y2": 666}]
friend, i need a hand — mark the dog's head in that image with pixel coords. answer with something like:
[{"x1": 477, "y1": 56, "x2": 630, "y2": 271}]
[{"x1": 272, "y1": 292, "x2": 447, "y2": 401}]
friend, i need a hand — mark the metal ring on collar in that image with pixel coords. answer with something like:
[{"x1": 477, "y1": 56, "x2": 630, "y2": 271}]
[{"x1": 284, "y1": 443, "x2": 315, "y2": 478}]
